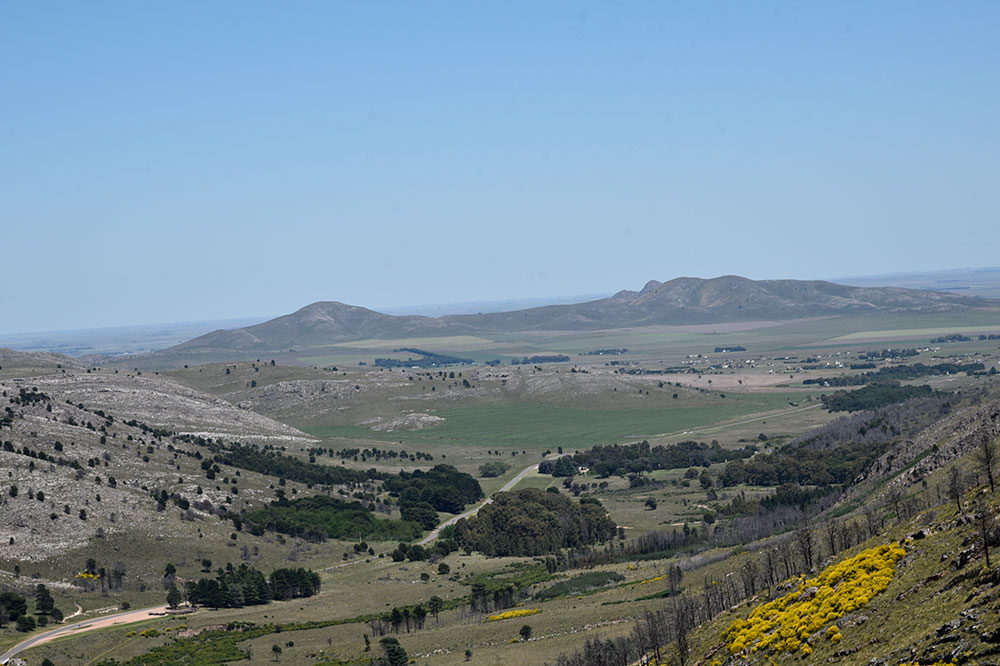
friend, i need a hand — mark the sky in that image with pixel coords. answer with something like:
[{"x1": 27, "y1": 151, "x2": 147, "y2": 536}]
[{"x1": 2, "y1": 1, "x2": 999, "y2": 333}]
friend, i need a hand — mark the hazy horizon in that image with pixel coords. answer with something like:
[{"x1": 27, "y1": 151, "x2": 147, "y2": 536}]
[{"x1": 2, "y1": 265, "x2": 1000, "y2": 340}]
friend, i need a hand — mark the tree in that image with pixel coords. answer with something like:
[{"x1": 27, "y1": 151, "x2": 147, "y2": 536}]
[
  {"x1": 437, "y1": 562, "x2": 450, "y2": 575},
  {"x1": 0, "y1": 592, "x2": 28, "y2": 621},
  {"x1": 428, "y1": 595, "x2": 444, "y2": 622},
  {"x1": 16, "y1": 614, "x2": 36, "y2": 632},
  {"x1": 465, "y1": 649, "x2": 473, "y2": 661},
  {"x1": 519, "y1": 624, "x2": 532, "y2": 641},
  {"x1": 34, "y1": 584, "x2": 54, "y2": 615},
  {"x1": 975, "y1": 498, "x2": 994, "y2": 568},
  {"x1": 795, "y1": 526, "x2": 814, "y2": 570},
  {"x1": 672, "y1": 596, "x2": 697, "y2": 666},
  {"x1": 166, "y1": 584, "x2": 181, "y2": 609},
  {"x1": 271, "y1": 644, "x2": 282, "y2": 661},
  {"x1": 886, "y1": 486, "x2": 905, "y2": 522},
  {"x1": 948, "y1": 465, "x2": 965, "y2": 512},
  {"x1": 380, "y1": 637, "x2": 408, "y2": 666},
  {"x1": 644, "y1": 497, "x2": 657, "y2": 510},
  {"x1": 974, "y1": 432, "x2": 998, "y2": 493}
]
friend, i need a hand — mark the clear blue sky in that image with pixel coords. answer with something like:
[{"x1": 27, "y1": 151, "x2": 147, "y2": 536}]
[{"x1": 3, "y1": 1, "x2": 998, "y2": 333}]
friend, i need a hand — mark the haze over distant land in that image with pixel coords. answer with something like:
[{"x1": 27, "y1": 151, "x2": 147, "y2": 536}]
[
  {"x1": 2, "y1": 269, "x2": 998, "y2": 357},
  {"x1": 104, "y1": 274, "x2": 995, "y2": 369},
  {"x1": 834, "y1": 266, "x2": 1000, "y2": 300}
]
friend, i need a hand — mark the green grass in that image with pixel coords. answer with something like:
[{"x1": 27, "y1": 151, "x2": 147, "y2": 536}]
[
  {"x1": 831, "y1": 323, "x2": 1000, "y2": 341},
  {"x1": 301, "y1": 393, "x2": 807, "y2": 449},
  {"x1": 535, "y1": 571, "x2": 625, "y2": 600}
]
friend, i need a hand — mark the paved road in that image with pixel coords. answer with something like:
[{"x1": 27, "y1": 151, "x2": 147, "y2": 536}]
[
  {"x1": 418, "y1": 457, "x2": 548, "y2": 546},
  {"x1": 0, "y1": 605, "x2": 168, "y2": 664}
]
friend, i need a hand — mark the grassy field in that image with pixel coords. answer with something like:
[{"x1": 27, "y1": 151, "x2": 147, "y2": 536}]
[{"x1": 301, "y1": 392, "x2": 813, "y2": 450}]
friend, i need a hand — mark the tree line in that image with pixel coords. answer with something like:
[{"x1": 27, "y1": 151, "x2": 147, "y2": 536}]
[
  {"x1": 540, "y1": 440, "x2": 755, "y2": 478},
  {"x1": 178, "y1": 563, "x2": 319, "y2": 609}
]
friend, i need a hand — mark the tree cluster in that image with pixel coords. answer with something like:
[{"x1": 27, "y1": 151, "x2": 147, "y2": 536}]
[
  {"x1": 455, "y1": 489, "x2": 616, "y2": 556},
  {"x1": 821, "y1": 382, "x2": 934, "y2": 412},
  {"x1": 183, "y1": 563, "x2": 319, "y2": 608},
  {"x1": 511, "y1": 355, "x2": 571, "y2": 365},
  {"x1": 383, "y1": 464, "x2": 483, "y2": 529},
  {"x1": 374, "y1": 348, "x2": 475, "y2": 368},
  {"x1": 243, "y1": 494, "x2": 422, "y2": 542},
  {"x1": 803, "y1": 361, "x2": 984, "y2": 387},
  {"x1": 541, "y1": 440, "x2": 754, "y2": 478}
]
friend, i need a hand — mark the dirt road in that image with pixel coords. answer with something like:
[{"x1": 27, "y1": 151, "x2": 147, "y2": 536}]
[
  {"x1": 0, "y1": 605, "x2": 168, "y2": 664},
  {"x1": 417, "y1": 458, "x2": 546, "y2": 546}
]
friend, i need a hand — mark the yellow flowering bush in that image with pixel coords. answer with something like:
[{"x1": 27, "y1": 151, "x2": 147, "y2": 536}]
[
  {"x1": 726, "y1": 542, "x2": 906, "y2": 656},
  {"x1": 486, "y1": 608, "x2": 541, "y2": 622}
]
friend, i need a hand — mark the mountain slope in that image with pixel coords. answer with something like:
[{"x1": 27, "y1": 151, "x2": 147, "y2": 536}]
[
  {"x1": 171, "y1": 301, "x2": 450, "y2": 352},
  {"x1": 164, "y1": 276, "x2": 990, "y2": 354}
]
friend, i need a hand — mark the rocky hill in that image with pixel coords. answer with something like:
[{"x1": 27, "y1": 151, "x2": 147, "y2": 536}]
[{"x1": 0, "y1": 350, "x2": 315, "y2": 561}]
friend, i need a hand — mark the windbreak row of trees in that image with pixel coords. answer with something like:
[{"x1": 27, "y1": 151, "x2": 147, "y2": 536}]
[
  {"x1": 243, "y1": 494, "x2": 423, "y2": 542},
  {"x1": 540, "y1": 440, "x2": 755, "y2": 478},
  {"x1": 218, "y1": 442, "x2": 378, "y2": 486},
  {"x1": 803, "y1": 361, "x2": 985, "y2": 387},
  {"x1": 374, "y1": 348, "x2": 475, "y2": 368},
  {"x1": 820, "y1": 382, "x2": 934, "y2": 412},
  {"x1": 179, "y1": 563, "x2": 320, "y2": 609}
]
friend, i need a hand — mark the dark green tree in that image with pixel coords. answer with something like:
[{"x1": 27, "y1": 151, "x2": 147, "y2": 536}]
[
  {"x1": 166, "y1": 584, "x2": 181, "y2": 609},
  {"x1": 380, "y1": 637, "x2": 408, "y2": 666},
  {"x1": 34, "y1": 584, "x2": 54, "y2": 615}
]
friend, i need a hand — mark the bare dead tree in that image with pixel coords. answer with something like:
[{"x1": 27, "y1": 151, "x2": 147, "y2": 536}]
[
  {"x1": 864, "y1": 504, "x2": 880, "y2": 538},
  {"x1": 948, "y1": 465, "x2": 965, "y2": 512},
  {"x1": 740, "y1": 557, "x2": 758, "y2": 598},
  {"x1": 975, "y1": 499, "x2": 994, "y2": 568},
  {"x1": 974, "y1": 432, "x2": 998, "y2": 493},
  {"x1": 886, "y1": 486, "x2": 905, "y2": 522},
  {"x1": 795, "y1": 526, "x2": 814, "y2": 571},
  {"x1": 777, "y1": 540, "x2": 795, "y2": 579},
  {"x1": 671, "y1": 596, "x2": 696, "y2": 666},
  {"x1": 823, "y1": 520, "x2": 838, "y2": 558},
  {"x1": 763, "y1": 547, "x2": 778, "y2": 590}
]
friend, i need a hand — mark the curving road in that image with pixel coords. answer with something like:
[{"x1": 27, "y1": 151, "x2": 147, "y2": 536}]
[
  {"x1": 0, "y1": 605, "x2": 168, "y2": 665},
  {"x1": 418, "y1": 457, "x2": 549, "y2": 546}
]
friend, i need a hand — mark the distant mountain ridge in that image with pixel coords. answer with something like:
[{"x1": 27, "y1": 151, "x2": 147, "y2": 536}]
[{"x1": 169, "y1": 275, "x2": 991, "y2": 353}]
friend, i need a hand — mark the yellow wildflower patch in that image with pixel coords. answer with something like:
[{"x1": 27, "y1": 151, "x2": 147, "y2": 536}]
[
  {"x1": 485, "y1": 608, "x2": 542, "y2": 622},
  {"x1": 726, "y1": 542, "x2": 906, "y2": 656}
]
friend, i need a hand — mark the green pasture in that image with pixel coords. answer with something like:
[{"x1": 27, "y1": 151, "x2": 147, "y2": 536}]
[{"x1": 302, "y1": 392, "x2": 809, "y2": 449}]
